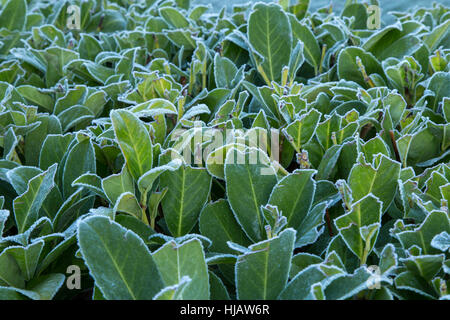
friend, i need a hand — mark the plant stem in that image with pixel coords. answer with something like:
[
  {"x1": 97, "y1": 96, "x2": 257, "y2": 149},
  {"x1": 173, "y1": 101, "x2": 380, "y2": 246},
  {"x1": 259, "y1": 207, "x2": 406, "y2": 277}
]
[
  {"x1": 257, "y1": 64, "x2": 272, "y2": 87},
  {"x1": 319, "y1": 44, "x2": 327, "y2": 75},
  {"x1": 356, "y1": 56, "x2": 375, "y2": 88}
]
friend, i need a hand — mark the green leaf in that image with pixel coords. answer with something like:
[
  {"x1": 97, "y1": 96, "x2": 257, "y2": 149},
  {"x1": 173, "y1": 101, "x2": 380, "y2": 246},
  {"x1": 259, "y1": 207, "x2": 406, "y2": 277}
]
[
  {"x1": 209, "y1": 271, "x2": 230, "y2": 300},
  {"x1": 0, "y1": 287, "x2": 27, "y2": 300},
  {"x1": 115, "y1": 214, "x2": 155, "y2": 242},
  {"x1": 25, "y1": 115, "x2": 61, "y2": 167},
  {"x1": 113, "y1": 192, "x2": 142, "y2": 220},
  {"x1": 341, "y1": 3, "x2": 368, "y2": 29},
  {"x1": 52, "y1": 192, "x2": 94, "y2": 232},
  {"x1": 236, "y1": 228, "x2": 295, "y2": 300},
  {"x1": 153, "y1": 276, "x2": 191, "y2": 300},
  {"x1": 153, "y1": 238, "x2": 210, "y2": 299},
  {"x1": 316, "y1": 144, "x2": 342, "y2": 180},
  {"x1": 25, "y1": 273, "x2": 65, "y2": 300},
  {"x1": 62, "y1": 138, "x2": 96, "y2": 198},
  {"x1": 199, "y1": 199, "x2": 251, "y2": 254},
  {"x1": 159, "y1": 7, "x2": 190, "y2": 29},
  {"x1": 283, "y1": 109, "x2": 321, "y2": 152},
  {"x1": 335, "y1": 194, "x2": 382, "y2": 263},
  {"x1": 396, "y1": 210, "x2": 450, "y2": 255},
  {"x1": 248, "y1": 3, "x2": 292, "y2": 82},
  {"x1": 0, "y1": 273, "x2": 65, "y2": 300},
  {"x1": 102, "y1": 166, "x2": 135, "y2": 205},
  {"x1": 426, "y1": 72, "x2": 450, "y2": 111},
  {"x1": 36, "y1": 234, "x2": 77, "y2": 275},
  {"x1": 3, "y1": 127, "x2": 17, "y2": 161},
  {"x1": 289, "y1": 16, "x2": 321, "y2": 74},
  {"x1": 295, "y1": 201, "x2": 327, "y2": 248},
  {"x1": 279, "y1": 264, "x2": 343, "y2": 299},
  {"x1": 431, "y1": 231, "x2": 450, "y2": 252},
  {"x1": 57, "y1": 106, "x2": 94, "y2": 132},
  {"x1": 165, "y1": 30, "x2": 196, "y2": 50},
  {"x1": 77, "y1": 215, "x2": 164, "y2": 300},
  {"x1": 214, "y1": 53, "x2": 239, "y2": 89},
  {"x1": 288, "y1": 40, "x2": 305, "y2": 83},
  {"x1": 0, "y1": 246, "x2": 25, "y2": 288},
  {"x1": 361, "y1": 135, "x2": 390, "y2": 164},
  {"x1": 160, "y1": 163, "x2": 211, "y2": 237},
  {"x1": 78, "y1": 34, "x2": 102, "y2": 61},
  {"x1": 379, "y1": 243, "x2": 398, "y2": 275},
  {"x1": 424, "y1": 20, "x2": 450, "y2": 52},
  {"x1": 290, "y1": 252, "x2": 323, "y2": 278},
  {"x1": 0, "y1": 0, "x2": 27, "y2": 31},
  {"x1": 394, "y1": 270, "x2": 437, "y2": 299},
  {"x1": 72, "y1": 173, "x2": 105, "y2": 198},
  {"x1": 401, "y1": 254, "x2": 445, "y2": 281},
  {"x1": 291, "y1": 0, "x2": 310, "y2": 20},
  {"x1": 0, "y1": 210, "x2": 8, "y2": 236},
  {"x1": 39, "y1": 134, "x2": 74, "y2": 170},
  {"x1": 363, "y1": 24, "x2": 404, "y2": 57},
  {"x1": 337, "y1": 47, "x2": 384, "y2": 88},
  {"x1": 14, "y1": 164, "x2": 57, "y2": 234},
  {"x1": 129, "y1": 99, "x2": 178, "y2": 118},
  {"x1": 2, "y1": 240, "x2": 44, "y2": 281},
  {"x1": 111, "y1": 109, "x2": 153, "y2": 181},
  {"x1": 268, "y1": 169, "x2": 315, "y2": 230},
  {"x1": 137, "y1": 160, "x2": 182, "y2": 196},
  {"x1": 348, "y1": 154, "x2": 401, "y2": 211},
  {"x1": 225, "y1": 147, "x2": 278, "y2": 242},
  {"x1": 6, "y1": 166, "x2": 42, "y2": 195},
  {"x1": 83, "y1": 61, "x2": 115, "y2": 84},
  {"x1": 324, "y1": 267, "x2": 374, "y2": 300},
  {"x1": 206, "y1": 143, "x2": 246, "y2": 180}
]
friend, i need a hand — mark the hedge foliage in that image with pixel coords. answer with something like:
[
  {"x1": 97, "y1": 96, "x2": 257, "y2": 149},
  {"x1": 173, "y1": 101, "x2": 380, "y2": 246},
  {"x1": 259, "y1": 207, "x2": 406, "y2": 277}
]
[{"x1": 0, "y1": 0, "x2": 449, "y2": 300}]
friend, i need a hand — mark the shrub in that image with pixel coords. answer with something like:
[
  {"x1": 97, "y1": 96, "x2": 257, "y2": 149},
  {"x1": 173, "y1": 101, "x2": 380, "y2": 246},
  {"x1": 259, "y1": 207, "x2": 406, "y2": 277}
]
[{"x1": 0, "y1": 0, "x2": 449, "y2": 300}]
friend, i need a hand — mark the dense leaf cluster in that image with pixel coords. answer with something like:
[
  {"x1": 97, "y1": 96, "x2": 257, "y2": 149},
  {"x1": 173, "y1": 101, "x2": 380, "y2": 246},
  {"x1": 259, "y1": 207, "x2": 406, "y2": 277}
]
[{"x1": 0, "y1": 0, "x2": 449, "y2": 300}]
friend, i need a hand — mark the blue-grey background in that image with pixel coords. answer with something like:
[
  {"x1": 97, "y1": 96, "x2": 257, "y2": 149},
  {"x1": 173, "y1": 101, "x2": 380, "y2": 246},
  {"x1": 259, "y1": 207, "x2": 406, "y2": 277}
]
[{"x1": 194, "y1": 0, "x2": 450, "y2": 23}]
